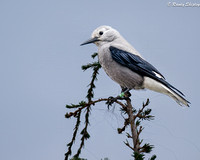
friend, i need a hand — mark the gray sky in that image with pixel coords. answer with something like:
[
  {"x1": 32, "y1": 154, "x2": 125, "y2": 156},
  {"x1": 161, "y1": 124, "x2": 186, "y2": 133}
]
[{"x1": 0, "y1": 0, "x2": 200, "y2": 160}]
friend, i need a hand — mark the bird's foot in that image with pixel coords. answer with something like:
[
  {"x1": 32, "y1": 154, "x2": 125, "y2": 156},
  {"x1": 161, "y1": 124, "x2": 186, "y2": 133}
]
[
  {"x1": 106, "y1": 96, "x2": 117, "y2": 108},
  {"x1": 106, "y1": 89, "x2": 132, "y2": 109},
  {"x1": 106, "y1": 96, "x2": 124, "y2": 109}
]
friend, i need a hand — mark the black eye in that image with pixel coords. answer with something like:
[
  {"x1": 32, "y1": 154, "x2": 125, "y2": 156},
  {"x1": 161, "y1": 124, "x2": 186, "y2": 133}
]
[{"x1": 99, "y1": 31, "x2": 103, "y2": 35}]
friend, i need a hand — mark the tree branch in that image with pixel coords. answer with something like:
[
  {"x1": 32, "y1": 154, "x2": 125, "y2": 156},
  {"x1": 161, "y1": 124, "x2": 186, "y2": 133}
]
[{"x1": 125, "y1": 95, "x2": 140, "y2": 153}]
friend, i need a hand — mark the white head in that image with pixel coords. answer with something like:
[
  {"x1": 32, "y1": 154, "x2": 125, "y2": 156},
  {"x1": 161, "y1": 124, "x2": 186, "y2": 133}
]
[{"x1": 81, "y1": 25, "x2": 120, "y2": 47}]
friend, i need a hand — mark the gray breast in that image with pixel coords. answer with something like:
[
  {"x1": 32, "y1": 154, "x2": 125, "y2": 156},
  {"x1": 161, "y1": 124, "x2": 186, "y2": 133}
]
[{"x1": 98, "y1": 46, "x2": 144, "y2": 89}]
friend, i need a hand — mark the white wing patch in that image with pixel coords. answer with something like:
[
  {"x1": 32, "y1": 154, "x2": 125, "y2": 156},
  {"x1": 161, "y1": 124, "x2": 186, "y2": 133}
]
[{"x1": 153, "y1": 71, "x2": 164, "y2": 79}]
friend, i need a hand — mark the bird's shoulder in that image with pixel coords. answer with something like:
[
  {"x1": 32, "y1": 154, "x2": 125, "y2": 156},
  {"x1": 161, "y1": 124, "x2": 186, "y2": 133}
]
[{"x1": 110, "y1": 42, "x2": 142, "y2": 57}]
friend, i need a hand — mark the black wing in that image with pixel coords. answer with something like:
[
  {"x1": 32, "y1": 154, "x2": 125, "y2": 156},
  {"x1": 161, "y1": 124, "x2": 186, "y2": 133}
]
[{"x1": 109, "y1": 46, "x2": 185, "y2": 96}]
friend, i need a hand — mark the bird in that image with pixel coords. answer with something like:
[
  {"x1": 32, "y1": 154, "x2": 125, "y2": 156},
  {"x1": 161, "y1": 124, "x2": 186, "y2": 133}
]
[{"x1": 80, "y1": 25, "x2": 190, "y2": 107}]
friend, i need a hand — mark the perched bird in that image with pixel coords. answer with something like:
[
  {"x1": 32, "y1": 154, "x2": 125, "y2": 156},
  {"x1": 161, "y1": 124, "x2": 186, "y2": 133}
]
[{"x1": 81, "y1": 25, "x2": 190, "y2": 107}]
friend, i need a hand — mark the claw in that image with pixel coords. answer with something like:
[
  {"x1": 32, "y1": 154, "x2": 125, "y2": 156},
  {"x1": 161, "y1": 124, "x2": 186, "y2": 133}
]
[
  {"x1": 107, "y1": 96, "x2": 116, "y2": 103},
  {"x1": 106, "y1": 96, "x2": 116, "y2": 109}
]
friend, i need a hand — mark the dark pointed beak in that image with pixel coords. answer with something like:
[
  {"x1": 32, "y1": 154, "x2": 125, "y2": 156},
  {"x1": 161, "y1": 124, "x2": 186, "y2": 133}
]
[{"x1": 80, "y1": 37, "x2": 99, "y2": 46}]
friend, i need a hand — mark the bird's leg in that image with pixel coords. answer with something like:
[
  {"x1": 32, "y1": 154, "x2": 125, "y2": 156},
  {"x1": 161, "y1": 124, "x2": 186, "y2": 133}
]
[{"x1": 119, "y1": 87, "x2": 131, "y2": 98}]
